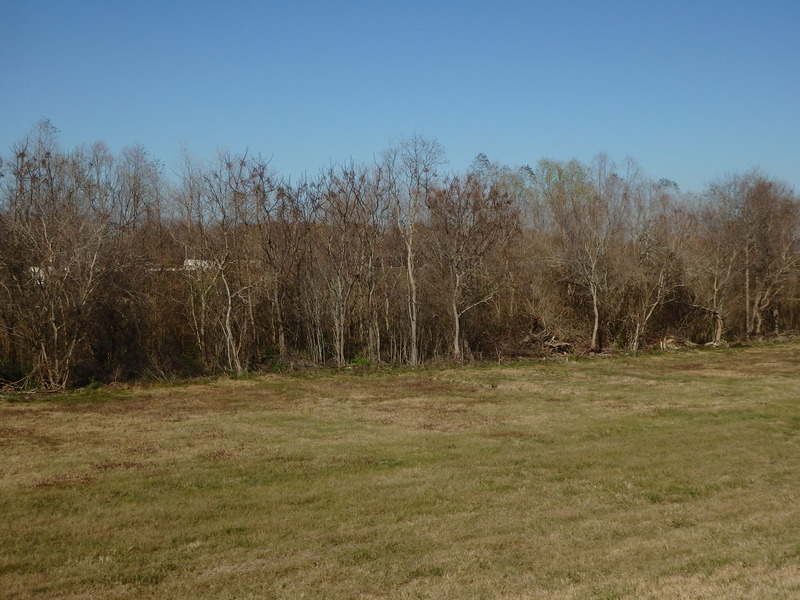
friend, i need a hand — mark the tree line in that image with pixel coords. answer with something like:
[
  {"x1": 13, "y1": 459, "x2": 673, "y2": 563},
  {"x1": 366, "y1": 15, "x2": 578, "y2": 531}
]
[{"x1": 1, "y1": 121, "x2": 798, "y2": 389}]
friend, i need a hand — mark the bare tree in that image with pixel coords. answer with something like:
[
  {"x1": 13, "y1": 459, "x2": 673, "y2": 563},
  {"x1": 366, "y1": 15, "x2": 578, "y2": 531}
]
[
  {"x1": 734, "y1": 174, "x2": 799, "y2": 336},
  {"x1": 310, "y1": 164, "x2": 385, "y2": 366},
  {"x1": 425, "y1": 172, "x2": 519, "y2": 361},
  {"x1": 252, "y1": 178, "x2": 306, "y2": 359},
  {"x1": 682, "y1": 193, "x2": 740, "y2": 345},
  {"x1": 175, "y1": 152, "x2": 267, "y2": 374},
  {"x1": 683, "y1": 173, "x2": 800, "y2": 343},
  {"x1": 623, "y1": 178, "x2": 687, "y2": 352},
  {"x1": 535, "y1": 156, "x2": 630, "y2": 351},
  {"x1": 1, "y1": 123, "x2": 114, "y2": 388},
  {"x1": 381, "y1": 135, "x2": 445, "y2": 364}
]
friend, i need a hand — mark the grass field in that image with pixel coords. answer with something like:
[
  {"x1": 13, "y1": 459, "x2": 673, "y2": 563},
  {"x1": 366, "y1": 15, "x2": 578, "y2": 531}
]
[{"x1": 2, "y1": 344, "x2": 799, "y2": 599}]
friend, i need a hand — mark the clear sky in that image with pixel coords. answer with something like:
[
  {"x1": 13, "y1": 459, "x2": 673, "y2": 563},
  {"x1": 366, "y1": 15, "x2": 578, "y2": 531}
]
[{"x1": 3, "y1": 0, "x2": 799, "y2": 192}]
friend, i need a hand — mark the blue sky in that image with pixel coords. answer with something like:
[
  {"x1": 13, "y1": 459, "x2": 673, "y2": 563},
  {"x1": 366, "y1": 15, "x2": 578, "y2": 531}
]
[{"x1": 3, "y1": 0, "x2": 799, "y2": 192}]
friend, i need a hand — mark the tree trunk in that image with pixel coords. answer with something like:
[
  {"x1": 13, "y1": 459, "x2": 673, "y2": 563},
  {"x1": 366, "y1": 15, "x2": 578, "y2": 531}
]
[
  {"x1": 406, "y1": 241, "x2": 419, "y2": 365},
  {"x1": 745, "y1": 250, "x2": 751, "y2": 336},
  {"x1": 272, "y1": 287, "x2": 286, "y2": 357},
  {"x1": 452, "y1": 303, "x2": 461, "y2": 362},
  {"x1": 590, "y1": 285, "x2": 600, "y2": 351},
  {"x1": 713, "y1": 311, "x2": 724, "y2": 345},
  {"x1": 451, "y1": 272, "x2": 462, "y2": 362}
]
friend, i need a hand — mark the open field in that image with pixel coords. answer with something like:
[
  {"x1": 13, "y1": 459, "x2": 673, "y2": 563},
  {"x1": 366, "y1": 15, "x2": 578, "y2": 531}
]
[{"x1": 1, "y1": 345, "x2": 799, "y2": 599}]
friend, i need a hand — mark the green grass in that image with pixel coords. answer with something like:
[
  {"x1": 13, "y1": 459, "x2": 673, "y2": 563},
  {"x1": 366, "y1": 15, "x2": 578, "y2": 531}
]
[{"x1": 1, "y1": 344, "x2": 799, "y2": 598}]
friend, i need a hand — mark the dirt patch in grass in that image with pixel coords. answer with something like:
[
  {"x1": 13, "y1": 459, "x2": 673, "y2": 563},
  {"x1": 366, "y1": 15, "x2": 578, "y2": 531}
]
[{"x1": 34, "y1": 471, "x2": 95, "y2": 488}]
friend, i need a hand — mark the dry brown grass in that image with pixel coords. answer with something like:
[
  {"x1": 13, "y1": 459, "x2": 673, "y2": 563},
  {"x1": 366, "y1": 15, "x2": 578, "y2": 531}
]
[{"x1": 1, "y1": 343, "x2": 799, "y2": 598}]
